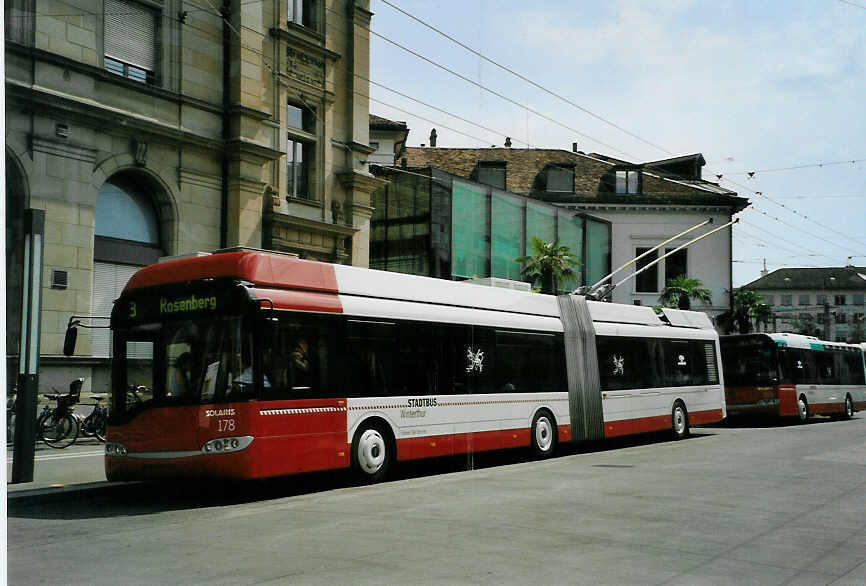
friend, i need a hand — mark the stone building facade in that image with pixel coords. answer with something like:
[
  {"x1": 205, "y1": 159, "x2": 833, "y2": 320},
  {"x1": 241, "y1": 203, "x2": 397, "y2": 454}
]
[{"x1": 5, "y1": 0, "x2": 383, "y2": 393}]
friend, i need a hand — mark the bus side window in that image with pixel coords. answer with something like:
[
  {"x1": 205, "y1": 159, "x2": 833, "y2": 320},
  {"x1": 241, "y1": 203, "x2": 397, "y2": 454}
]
[
  {"x1": 344, "y1": 319, "x2": 396, "y2": 397},
  {"x1": 397, "y1": 322, "x2": 442, "y2": 396}
]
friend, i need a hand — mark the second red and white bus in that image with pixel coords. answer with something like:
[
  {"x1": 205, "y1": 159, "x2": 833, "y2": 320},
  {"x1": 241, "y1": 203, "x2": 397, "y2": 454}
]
[
  {"x1": 70, "y1": 249, "x2": 726, "y2": 482},
  {"x1": 720, "y1": 332, "x2": 866, "y2": 421}
]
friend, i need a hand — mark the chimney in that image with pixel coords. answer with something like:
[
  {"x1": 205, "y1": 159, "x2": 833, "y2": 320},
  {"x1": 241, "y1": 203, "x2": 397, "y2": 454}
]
[
  {"x1": 505, "y1": 137, "x2": 512, "y2": 148},
  {"x1": 760, "y1": 258, "x2": 768, "y2": 277},
  {"x1": 429, "y1": 128, "x2": 437, "y2": 147},
  {"x1": 572, "y1": 142, "x2": 578, "y2": 153}
]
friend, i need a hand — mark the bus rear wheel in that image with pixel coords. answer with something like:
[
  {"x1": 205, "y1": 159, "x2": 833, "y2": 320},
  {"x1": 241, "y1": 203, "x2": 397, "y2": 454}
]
[
  {"x1": 351, "y1": 422, "x2": 392, "y2": 483},
  {"x1": 842, "y1": 395, "x2": 854, "y2": 420},
  {"x1": 531, "y1": 410, "x2": 557, "y2": 459},
  {"x1": 797, "y1": 395, "x2": 809, "y2": 423},
  {"x1": 671, "y1": 401, "x2": 689, "y2": 440}
]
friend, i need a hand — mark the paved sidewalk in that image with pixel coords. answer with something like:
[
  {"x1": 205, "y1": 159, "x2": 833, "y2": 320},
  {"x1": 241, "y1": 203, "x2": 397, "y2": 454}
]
[{"x1": 6, "y1": 438, "x2": 114, "y2": 502}]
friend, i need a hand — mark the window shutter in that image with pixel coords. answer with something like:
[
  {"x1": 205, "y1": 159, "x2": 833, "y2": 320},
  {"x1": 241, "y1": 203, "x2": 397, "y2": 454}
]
[
  {"x1": 104, "y1": 0, "x2": 156, "y2": 71},
  {"x1": 91, "y1": 262, "x2": 141, "y2": 357}
]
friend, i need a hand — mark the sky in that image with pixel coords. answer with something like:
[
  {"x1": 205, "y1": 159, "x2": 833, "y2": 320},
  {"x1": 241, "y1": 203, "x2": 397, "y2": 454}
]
[{"x1": 367, "y1": 0, "x2": 866, "y2": 287}]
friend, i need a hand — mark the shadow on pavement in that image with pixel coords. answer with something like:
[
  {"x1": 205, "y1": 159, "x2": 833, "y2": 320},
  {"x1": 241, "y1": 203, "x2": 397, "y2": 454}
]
[{"x1": 8, "y1": 429, "x2": 716, "y2": 520}]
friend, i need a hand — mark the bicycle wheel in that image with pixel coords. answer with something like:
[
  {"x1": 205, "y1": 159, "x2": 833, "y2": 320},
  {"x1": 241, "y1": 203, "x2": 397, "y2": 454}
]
[
  {"x1": 40, "y1": 412, "x2": 78, "y2": 449},
  {"x1": 79, "y1": 413, "x2": 95, "y2": 438},
  {"x1": 92, "y1": 411, "x2": 107, "y2": 442}
]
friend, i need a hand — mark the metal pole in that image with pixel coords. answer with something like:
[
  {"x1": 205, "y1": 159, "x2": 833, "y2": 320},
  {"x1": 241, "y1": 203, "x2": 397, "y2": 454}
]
[{"x1": 12, "y1": 209, "x2": 45, "y2": 484}]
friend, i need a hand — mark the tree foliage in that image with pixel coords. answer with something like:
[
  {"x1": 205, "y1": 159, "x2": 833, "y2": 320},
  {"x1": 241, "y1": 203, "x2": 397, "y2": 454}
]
[
  {"x1": 658, "y1": 275, "x2": 712, "y2": 310},
  {"x1": 515, "y1": 237, "x2": 578, "y2": 295},
  {"x1": 717, "y1": 289, "x2": 773, "y2": 334}
]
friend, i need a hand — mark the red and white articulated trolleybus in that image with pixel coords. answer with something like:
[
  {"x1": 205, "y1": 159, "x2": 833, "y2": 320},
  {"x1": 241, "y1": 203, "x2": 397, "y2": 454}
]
[
  {"x1": 74, "y1": 249, "x2": 726, "y2": 482},
  {"x1": 720, "y1": 333, "x2": 866, "y2": 422}
]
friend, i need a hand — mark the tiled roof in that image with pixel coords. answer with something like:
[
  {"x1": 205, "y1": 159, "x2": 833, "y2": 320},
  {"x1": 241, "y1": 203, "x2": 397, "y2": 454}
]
[
  {"x1": 369, "y1": 114, "x2": 408, "y2": 131},
  {"x1": 402, "y1": 146, "x2": 746, "y2": 209},
  {"x1": 743, "y1": 267, "x2": 866, "y2": 291}
]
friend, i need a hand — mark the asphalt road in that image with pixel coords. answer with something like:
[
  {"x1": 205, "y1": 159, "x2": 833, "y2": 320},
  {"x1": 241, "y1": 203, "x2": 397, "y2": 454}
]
[{"x1": 7, "y1": 416, "x2": 866, "y2": 585}]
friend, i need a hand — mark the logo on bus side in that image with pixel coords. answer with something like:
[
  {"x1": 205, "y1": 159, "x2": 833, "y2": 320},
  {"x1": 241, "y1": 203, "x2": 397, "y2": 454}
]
[
  {"x1": 205, "y1": 408, "x2": 236, "y2": 417},
  {"x1": 466, "y1": 347, "x2": 484, "y2": 373}
]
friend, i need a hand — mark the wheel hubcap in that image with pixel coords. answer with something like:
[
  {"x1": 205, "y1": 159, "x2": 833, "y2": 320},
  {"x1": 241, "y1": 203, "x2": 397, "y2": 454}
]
[
  {"x1": 846, "y1": 398, "x2": 853, "y2": 417},
  {"x1": 535, "y1": 417, "x2": 553, "y2": 452},
  {"x1": 358, "y1": 429, "x2": 386, "y2": 474},
  {"x1": 674, "y1": 407, "x2": 686, "y2": 435},
  {"x1": 799, "y1": 399, "x2": 807, "y2": 420}
]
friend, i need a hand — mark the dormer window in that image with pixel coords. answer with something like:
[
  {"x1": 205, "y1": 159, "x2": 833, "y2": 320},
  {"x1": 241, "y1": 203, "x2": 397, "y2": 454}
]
[
  {"x1": 476, "y1": 161, "x2": 506, "y2": 190},
  {"x1": 615, "y1": 170, "x2": 640, "y2": 194},
  {"x1": 545, "y1": 164, "x2": 574, "y2": 193}
]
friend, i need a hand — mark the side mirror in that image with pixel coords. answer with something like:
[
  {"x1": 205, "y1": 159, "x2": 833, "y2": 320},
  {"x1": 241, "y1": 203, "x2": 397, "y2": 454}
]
[{"x1": 63, "y1": 325, "x2": 78, "y2": 356}]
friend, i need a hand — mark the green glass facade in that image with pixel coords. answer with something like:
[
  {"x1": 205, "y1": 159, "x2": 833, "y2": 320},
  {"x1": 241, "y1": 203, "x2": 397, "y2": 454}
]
[
  {"x1": 491, "y1": 191, "x2": 523, "y2": 281},
  {"x1": 371, "y1": 168, "x2": 610, "y2": 293},
  {"x1": 451, "y1": 180, "x2": 490, "y2": 279}
]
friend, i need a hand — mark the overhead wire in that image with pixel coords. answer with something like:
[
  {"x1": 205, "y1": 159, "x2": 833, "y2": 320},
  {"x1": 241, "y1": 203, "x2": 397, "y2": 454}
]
[
  {"x1": 377, "y1": 0, "x2": 673, "y2": 157},
  {"x1": 23, "y1": 1, "x2": 862, "y2": 261}
]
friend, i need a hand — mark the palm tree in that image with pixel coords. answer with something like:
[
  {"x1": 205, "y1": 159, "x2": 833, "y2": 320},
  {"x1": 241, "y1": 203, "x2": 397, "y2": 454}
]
[
  {"x1": 658, "y1": 275, "x2": 711, "y2": 310},
  {"x1": 751, "y1": 302, "x2": 774, "y2": 333},
  {"x1": 515, "y1": 237, "x2": 578, "y2": 295},
  {"x1": 719, "y1": 289, "x2": 767, "y2": 334}
]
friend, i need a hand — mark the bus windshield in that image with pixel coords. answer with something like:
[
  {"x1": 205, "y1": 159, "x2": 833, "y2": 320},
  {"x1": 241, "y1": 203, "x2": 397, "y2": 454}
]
[
  {"x1": 113, "y1": 315, "x2": 256, "y2": 420},
  {"x1": 721, "y1": 336, "x2": 780, "y2": 386}
]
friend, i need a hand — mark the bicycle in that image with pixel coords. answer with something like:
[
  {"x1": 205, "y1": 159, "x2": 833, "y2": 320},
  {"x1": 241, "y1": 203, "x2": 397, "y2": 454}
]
[
  {"x1": 7, "y1": 388, "x2": 17, "y2": 445},
  {"x1": 38, "y1": 378, "x2": 84, "y2": 449},
  {"x1": 77, "y1": 394, "x2": 108, "y2": 442}
]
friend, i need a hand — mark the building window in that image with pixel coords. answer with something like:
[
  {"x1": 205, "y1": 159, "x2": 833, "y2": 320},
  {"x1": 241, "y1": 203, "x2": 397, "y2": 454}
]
[
  {"x1": 798, "y1": 294, "x2": 810, "y2": 306},
  {"x1": 835, "y1": 295, "x2": 847, "y2": 306},
  {"x1": 763, "y1": 294, "x2": 775, "y2": 306},
  {"x1": 635, "y1": 247, "x2": 658, "y2": 293},
  {"x1": 615, "y1": 170, "x2": 640, "y2": 194},
  {"x1": 854, "y1": 294, "x2": 864, "y2": 305},
  {"x1": 287, "y1": 103, "x2": 316, "y2": 200},
  {"x1": 288, "y1": 0, "x2": 314, "y2": 28},
  {"x1": 93, "y1": 175, "x2": 164, "y2": 358},
  {"x1": 817, "y1": 294, "x2": 827, "y2": 305},
  {"x1": 104, "y1": 0, "x2": 157, "y2": 84},
  {"x1": 476, "y1": 162, "x2": 506, "y2": 190},
  {"x1": 545, "y1": 165, "x2": 574, "y2": 193},
  {"x1": 835, "y1": 313, "x2": 847, "y2": 324},
  {"x1": 781, "y1": 295, "x2": 793, "y2": 306},
  {"x1": 664, "y1": 248, "x2": 688, "y2": 284}
]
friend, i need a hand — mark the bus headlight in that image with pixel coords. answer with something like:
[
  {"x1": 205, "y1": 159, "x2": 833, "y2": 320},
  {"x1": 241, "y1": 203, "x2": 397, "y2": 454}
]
[
  {"x1": 105, "y1": 443, "x2": 128, "y2": 457},
  {"x1": 202, "y1": 436, "x2": 253, "y2": 455}
]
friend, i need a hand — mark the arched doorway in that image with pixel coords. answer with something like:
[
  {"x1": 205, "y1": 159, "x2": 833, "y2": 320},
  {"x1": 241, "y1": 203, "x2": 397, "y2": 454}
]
[{"x1": 91, "y1": 172, "x2": 166, "y2": 357}]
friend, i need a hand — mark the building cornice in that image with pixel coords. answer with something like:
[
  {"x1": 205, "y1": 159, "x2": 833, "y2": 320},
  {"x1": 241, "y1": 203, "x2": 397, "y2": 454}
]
[
  {"x1": 6, "y1": 81, "x2": 223, "y2": 151},
  {"x1": 337, "y1": 170, "x2": 389, "y2": 194},
  {"x1": 269, "y1": 27, "x2": 341, "y2": 61},
  {"x1": 270, "y1": 212, "x2": 359, "y2": 238}
]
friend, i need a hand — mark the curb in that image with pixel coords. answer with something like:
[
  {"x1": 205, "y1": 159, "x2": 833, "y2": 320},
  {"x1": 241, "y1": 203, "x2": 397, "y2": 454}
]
[{"x1": 7, "y1": 481, "x2": 136, "y2": 506}]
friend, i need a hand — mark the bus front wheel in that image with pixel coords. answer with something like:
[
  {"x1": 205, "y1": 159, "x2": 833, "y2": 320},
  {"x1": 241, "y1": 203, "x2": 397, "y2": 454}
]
[
  {"x1": 530, "y1": 410, "x2": 557, "y2": 459},
  {"x1": 671, "y1": 401, "x2": 689, "y2": 440},
  {"x1": 797, "y1": 396, "x2": 809, "y2": 423},
  {"x1": 351, "y1": 422, "x2": 392, "y2": 483}
]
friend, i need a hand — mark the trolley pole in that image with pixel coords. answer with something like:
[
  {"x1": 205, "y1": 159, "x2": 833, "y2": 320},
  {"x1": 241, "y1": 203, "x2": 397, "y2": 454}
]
[{"x1": 12, "y1": 209, "x2": 45, "y2": 484}]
